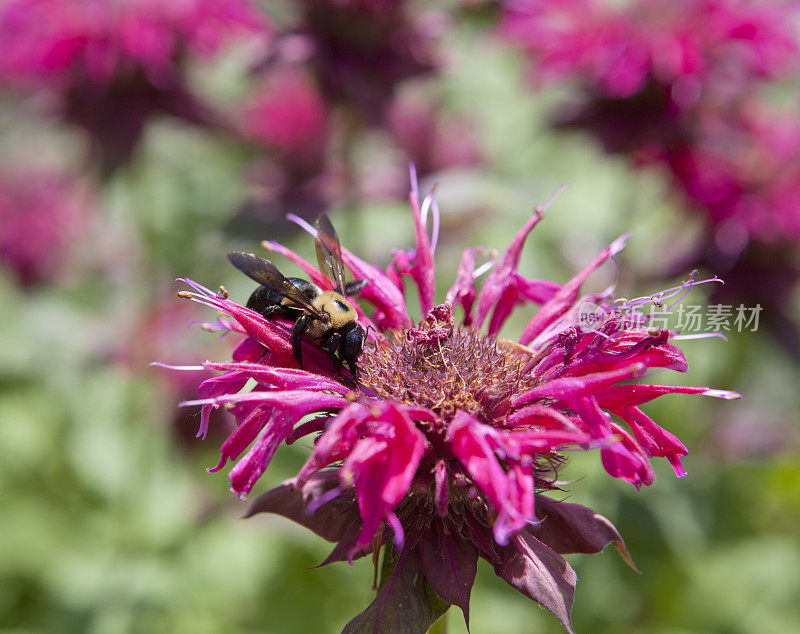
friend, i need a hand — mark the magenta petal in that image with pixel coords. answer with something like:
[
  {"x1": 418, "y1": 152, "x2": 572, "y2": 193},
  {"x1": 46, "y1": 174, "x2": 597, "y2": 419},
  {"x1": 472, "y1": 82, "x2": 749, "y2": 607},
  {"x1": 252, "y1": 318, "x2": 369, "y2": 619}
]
[
  {"x1": 231, "y1": 336, "x2": 266, "y2": 362},
  {"x1": 343, "y1": 405, "x2": 428, "y2": 554},
  {"x1": 297, "y1": 403, "x2": 370, "y2": 481},
  {"x1": 476, "y1": 209, "x2": 544, "y2": 331},
  {"x1": 228, "y1": 414, "x2": 294, "y2": 498},
  {"x1": 516, "y1": 276, "x2": 561, "y2": 304},
  {"x1": 520, "y1": 234, "x2": 629, "y2": 346},
  {"x1": 447, "y1": 411, "x2": 533, "y2": 545},
  {"x1": 208, "y1": 404, "x2": 269, "y2": 472},
  {"x1": 513, "y1": 364, "x2": 645, "y2": 408},
  {"x1": 339, "y1": 247, "x2": 412, "y2": 329},
  {"x1": 616, "y1": 406, "x2": 688, "y2": 476},
  {"x1": 195, "y1": 371, "x2": 249, "y2": 438},
  {"x1": 597, "y1": 383, "x2": 713, "y2": 409},
  {"x1": 408, "y1": 188, "x2": 436, "y2": 316},
  {"x1": 503, "y1": 429, "x2": 591, "y2": 454},
  {"x1": 202, "y1": 362, "x2": 351, "y2": 394},
  {"x1": 445, "y1": 247, "x2": 481, "y2": 325},
  {"x1": 418, "y1": 521, "x2": 478, "y2": 625},
  {"x1": 493, "y1": 531, "x2": 577, "y2": 634},
  {"x1": 602, "y1": 422, "x2": 654, "y2": 488}
]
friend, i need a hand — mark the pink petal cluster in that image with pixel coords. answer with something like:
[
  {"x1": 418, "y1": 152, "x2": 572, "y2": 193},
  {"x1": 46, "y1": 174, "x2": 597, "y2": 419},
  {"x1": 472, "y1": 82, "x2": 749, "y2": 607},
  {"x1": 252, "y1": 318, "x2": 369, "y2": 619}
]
[
  {"x1": 236, "y1": 1, "x2": 473, "y2": 222},
  {"x1": 0, "y1": 0, "x2": 267, "y2": 86},
  {"x1": 502, "y1": 0, "x2": 800, "y2": 244},
  {"x1": 162, "y1": 176, "x2": 738, "y2": 632},
  {"x1": 294, "y1": 0, "x2": 439, "y2": 123},
  {"x1": 242, "y1": 70, "x2": 330, "y2": 172},
  {"x1": 503, "y1": 0, "x2": 797, "y2": 101},
  {"x1": 0, "y1": 0, "x2": 269, "y2": 173},
  {"x1": 0, "y1": 168, "x2": 88, "y2": 287},
  {"x1": 664, "y1": 104, "x2": 800, "y2": 243}
]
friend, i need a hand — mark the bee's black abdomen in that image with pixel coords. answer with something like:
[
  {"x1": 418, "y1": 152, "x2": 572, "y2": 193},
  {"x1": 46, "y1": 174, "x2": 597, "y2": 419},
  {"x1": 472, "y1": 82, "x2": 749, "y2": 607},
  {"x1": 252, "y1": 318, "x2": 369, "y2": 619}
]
[{"x1": 246, "y1": 285, "x2": 276, "y2": 314}]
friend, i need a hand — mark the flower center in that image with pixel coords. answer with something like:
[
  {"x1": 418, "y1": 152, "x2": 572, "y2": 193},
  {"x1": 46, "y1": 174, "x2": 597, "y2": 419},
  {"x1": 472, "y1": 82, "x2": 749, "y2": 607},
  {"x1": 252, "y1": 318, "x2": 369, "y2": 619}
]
[{"x1": 359, "y1": 308, "x2": 539, "y2": 426}]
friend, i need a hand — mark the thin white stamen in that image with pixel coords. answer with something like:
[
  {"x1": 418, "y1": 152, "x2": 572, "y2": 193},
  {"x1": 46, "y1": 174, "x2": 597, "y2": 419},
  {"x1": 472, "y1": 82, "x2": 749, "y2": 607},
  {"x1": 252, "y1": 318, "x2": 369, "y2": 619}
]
[
  {"x1": 409, "y1": 163, "x2": 420, "y2": 201},
  {"x1": 473, "y1": 259, "x2": 495, "y2": 279},
  {"x1": 672, "y1": 332, "x2": 728, "y2": 341},
  {"x1": 286, "y1": 213, "x2": 318, "y2": 237},
  {"x1": 150, "y1": 362, "x2": 206, "y2": 371},
  {"x1": 542, "y1": 183, "x2": 570, "y2": 211}
]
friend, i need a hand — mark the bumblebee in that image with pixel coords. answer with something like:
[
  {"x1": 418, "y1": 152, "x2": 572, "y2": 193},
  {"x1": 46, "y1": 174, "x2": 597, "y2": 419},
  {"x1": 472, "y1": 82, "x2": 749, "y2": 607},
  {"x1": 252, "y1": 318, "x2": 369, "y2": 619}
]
[{"x1": 227, "y1": 214, "x2": 368, "y2": 377}]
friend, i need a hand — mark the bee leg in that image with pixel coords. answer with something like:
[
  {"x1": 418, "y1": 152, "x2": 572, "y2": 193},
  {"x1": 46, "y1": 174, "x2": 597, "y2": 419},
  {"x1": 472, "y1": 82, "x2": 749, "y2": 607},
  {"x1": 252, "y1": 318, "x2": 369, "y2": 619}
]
[
  {"x1": 342, "y1": 326, "x2": 365, "y2": 381},
  {"x1": 323, "y1": 331, "x2": 342, "y2": 375},
  {"x1": 261, "y1": 305, "x2": 281, "y2": 318},
  {"x1": 292, "y1": 315, "x2": 309, "y2": 369}
]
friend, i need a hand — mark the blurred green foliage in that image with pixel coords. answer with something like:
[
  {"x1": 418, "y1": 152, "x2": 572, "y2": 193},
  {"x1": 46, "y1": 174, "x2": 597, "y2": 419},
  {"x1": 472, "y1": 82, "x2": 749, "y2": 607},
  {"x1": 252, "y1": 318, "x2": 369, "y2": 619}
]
[{"x1": 1, "y1": 9, "x2": 799, "y2": 634}]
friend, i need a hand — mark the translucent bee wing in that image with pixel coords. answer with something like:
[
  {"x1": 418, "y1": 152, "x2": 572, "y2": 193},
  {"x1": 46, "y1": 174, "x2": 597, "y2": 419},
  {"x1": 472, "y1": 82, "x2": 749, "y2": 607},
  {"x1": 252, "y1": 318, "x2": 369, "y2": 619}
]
[
  {"x1": 315, "y1": 214, "x2": 348, "y2": 296},
  {"x1": 227, "y1": 251, "x2": 327, "y2": 319}
]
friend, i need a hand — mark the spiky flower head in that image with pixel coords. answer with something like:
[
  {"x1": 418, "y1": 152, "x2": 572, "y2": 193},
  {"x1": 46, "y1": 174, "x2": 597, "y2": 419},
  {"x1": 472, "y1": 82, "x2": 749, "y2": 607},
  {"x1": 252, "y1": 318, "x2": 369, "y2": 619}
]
[{"x1": 160, "y1": 172, "x2": 739, "y2": 632}]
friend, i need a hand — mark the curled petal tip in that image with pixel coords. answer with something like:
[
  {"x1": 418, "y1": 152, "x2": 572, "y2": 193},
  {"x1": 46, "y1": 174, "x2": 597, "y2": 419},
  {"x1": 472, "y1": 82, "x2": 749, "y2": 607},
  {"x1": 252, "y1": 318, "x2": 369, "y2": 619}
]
[
  {"x1": 542, "y1": 182, "x2": 570, "y2": 211},
  {"x1": 286, "y1": 213, "x2": 317, "y2": 235},
  {"x1": 702, "y1": 389, "x2": 743, "y2": 400},
  {"x1": 609, "y1": 232, "x2": 632, "y2": 255}
]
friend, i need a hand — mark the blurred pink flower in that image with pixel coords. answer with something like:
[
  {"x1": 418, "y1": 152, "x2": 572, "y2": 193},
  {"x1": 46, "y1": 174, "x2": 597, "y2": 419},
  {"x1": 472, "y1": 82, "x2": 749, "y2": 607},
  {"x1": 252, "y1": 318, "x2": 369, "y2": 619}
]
[
  {"x1": 664, "y1": 104, "x2": 800, "y2": 243},
  {"x1": 386, "y1": 91, "x2": 482, "y2": 178},
  {"x1": 294, "y1": 0, "x2": 440, "y2": 123},
  {"x1": 502, "y1": 0, "x2": 800, "y2": 246},
  {"x1": 0, "y1": 0, "x2": 270, "y2": 173},
  {"x1": 503, "y1": 0, "x2": 797, "y2": 101},
  {"x1": 0, "y1": 168, "x2": 88, "y2": 286},
  {"x1": 161, "y1": 176, "x2": 738, "y2": 631},
  {"x1": 242, "y1": 70, "x2": 330, "y2": 172}
]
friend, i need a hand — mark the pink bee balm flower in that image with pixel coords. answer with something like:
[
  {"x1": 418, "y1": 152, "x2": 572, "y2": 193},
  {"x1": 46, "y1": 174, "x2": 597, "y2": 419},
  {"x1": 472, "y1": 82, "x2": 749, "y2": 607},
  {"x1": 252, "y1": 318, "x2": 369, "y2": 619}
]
[
  {"x1": 160, "y1": 173, "x2": 739, "y2": 632},
  {"x1": 501, "y1": 0, "x2": 800, "y2": 245},
  {"x1": 242, "y1": 70, "x2": 331, "y2": 172},
  {"x1": 0, "y1": 0, "x2": 269, "y2": 173},
  {"x1": 502, "y1": 0, "x2": 798, "y2": 101},
  {"x1": 0, "y1": 168, "x2": 88, "y2": 287}
]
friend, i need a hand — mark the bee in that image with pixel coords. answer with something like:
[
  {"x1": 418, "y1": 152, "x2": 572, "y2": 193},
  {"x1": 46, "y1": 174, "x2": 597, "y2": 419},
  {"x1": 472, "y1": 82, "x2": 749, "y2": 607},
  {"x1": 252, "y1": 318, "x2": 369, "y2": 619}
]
[{"x1": 227, "y1": 214, "x2": 368, "y2": 378}]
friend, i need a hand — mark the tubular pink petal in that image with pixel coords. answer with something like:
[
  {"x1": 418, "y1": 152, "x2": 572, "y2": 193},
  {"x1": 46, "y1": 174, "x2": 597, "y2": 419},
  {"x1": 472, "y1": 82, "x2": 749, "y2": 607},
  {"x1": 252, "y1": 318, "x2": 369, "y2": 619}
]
[
  {"x1": 229, "y1": 415, "x2": 295, "y2": 499},
  {"x1": 208, "y1": 405, "x2": 270, "y2": 473},
  {"x1": 408, "y1": 182, "x2": 436, "y2": 315},
  {"x1": 445, "y1": 247, "x2": 481, "y2": 325},
  {"x1": 513, "y1": 364, "x2": 645, "y2": 408},
  {"x1": 195, "y1": 371, "x2": 249, "y2": 438},
  {"x1": 475, "y1": 208, "x2": 544, "y2": 330},
  {"x1": 520, "y1": 234, "x2": 631, "y2": 346}
]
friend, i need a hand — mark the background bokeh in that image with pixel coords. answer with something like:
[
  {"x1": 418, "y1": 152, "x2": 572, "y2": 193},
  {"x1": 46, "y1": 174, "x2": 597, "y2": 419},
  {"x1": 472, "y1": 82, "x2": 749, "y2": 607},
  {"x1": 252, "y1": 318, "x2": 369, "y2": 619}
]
[{"x1": 1, "y1": 1, "x2": 799, "y2": 633}]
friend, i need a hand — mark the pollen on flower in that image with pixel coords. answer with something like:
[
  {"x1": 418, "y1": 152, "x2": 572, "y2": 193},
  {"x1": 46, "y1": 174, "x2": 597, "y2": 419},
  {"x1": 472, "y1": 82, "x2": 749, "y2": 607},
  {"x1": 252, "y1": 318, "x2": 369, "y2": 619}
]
[{"x1": 360, "y1": 308, "x2": 540, "y2": 425}]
